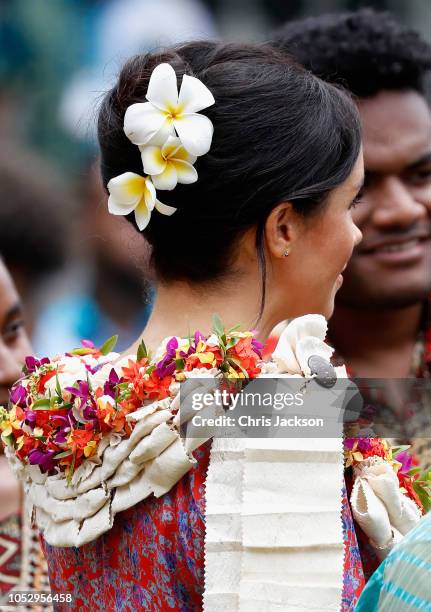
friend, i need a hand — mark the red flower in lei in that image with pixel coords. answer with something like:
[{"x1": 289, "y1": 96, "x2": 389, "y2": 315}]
[{"x1": 1, "y1": 322, "x2": 264, "y2": 480}]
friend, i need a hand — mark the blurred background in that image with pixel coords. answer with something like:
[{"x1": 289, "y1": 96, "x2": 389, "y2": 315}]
[{"x1": 1, "y1": 0, "x2": 430, "y2": 355}]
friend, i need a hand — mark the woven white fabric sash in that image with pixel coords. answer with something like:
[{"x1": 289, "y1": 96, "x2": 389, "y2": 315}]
[{"x1": 203, "y1": 435, "x2": 345, "y2": 611}]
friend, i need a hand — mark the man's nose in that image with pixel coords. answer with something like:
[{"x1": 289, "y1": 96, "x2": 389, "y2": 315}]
[
  {"x1": 372, "y1": 176, "x2": 427, "y2": 228},
  {"x1": 0, "y1": 344, "x2": 21, "y2": 388}
]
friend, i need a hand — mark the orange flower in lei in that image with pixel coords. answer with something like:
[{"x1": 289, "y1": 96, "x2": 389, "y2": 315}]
[
  {"x1": 68, "y1": 429, "x2": 101, "y2": 461},
  {"x1": 185, "y1": 341, "x2": 224, "y2": 371},
  {"x1": 95, "y1": 395, "x2": 132, "y2": 435},
  {"x1": 122, "y1": 358, "x2": 173, "y2": 406},
  {"x1": 0, "y1": 321, "x2": 265, "y2": 479},
  {"x1": 344, "y1": 437, "x2": 390, "y2": 468},
  {"x1": 229, "y1": 336, "x2": 261, "y2": 377},
  {"x1": 397, "y1": 471, "x2": 424, "y2": 512},
  {"x1": 121, "y1": 357, "x2": 149, "y2": 383}
]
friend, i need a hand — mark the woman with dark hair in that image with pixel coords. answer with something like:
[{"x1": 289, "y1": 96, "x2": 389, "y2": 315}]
[
  {"x1": 2, "y1": 41, "x2": 370, "y2": 610},
  {"x1": 0, "y1": 258, "x2": 50, "y2": 602}
]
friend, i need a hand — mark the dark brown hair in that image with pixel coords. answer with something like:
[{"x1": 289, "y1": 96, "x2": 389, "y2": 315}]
[{"x1": 98, "y1": 41, "x2": 361, "y2": 285}]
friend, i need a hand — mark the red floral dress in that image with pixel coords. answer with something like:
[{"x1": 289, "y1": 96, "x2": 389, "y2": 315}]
[
  {"x1": 43, "y1": 443, "x2": 210, "y2": 612},
  {"x1": 43, "y1": 438, "x2": 364, "y2": 612}
]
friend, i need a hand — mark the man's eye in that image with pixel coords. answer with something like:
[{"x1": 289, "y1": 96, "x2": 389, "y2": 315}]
[{"x1": 3, "y1": 320, "x2": 24, "y2": 342}]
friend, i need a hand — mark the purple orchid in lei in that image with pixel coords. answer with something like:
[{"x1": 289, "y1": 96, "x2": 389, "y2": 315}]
[
  {"x1": 65, "y1": 381, "x2": 91, "y2": 409},
  {"x1": 65, "y1": 381, "x2": 98, "y2": 427},
  {"x1": 395, "y1": 450, "x2": 413, "y2": 475},
  {"x1": 24, "y1": 410, "x2": 37, "y2": 429},
  {"x1": 51, "y1": 415, "x2": 70, "y2": 445},
  {"x1": 82, "y1": 404, "x2": 98, "y2": 427},
  {"x1": 194, "y1": 331, "x2": 205, "y2": 345},
  {"x1": 10, "y1": 384, "x2": 27, "y2": 408},
  {"x1": 155, "y1": 332, "x2": 214, "y2": 378},
  {"x1": 156, "y1": 337, "x2": 179, "y2": 378},
  {"x1": 24, "y1": 356, "x2": 50, "y2": 374},
  {"x1": 81, "y1": 339, "x2": 95, "y2": 349},
  {"x1": 54, "y1": 429, "x2": 69, "y2": 445},
  {"x1": 103, "y1": 368, "x2": 120, "y2": 399},
  {"x1": 28, "y1": 449, "x2": 57, "y2": 474},
  {"x1": 344, "y1": 438, "x2": 356, "y2": 451},
  {"x1": 251, "y1": 338, "x2": 264, "y2": 358}
]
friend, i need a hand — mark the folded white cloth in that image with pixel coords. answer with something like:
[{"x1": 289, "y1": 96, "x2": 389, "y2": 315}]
[
  {"x1": 350, "y1": 458, "x2": 421, "y2": 559},
  {"x1": 204, "y1": 315, "x2": 346, "y2": 611}
]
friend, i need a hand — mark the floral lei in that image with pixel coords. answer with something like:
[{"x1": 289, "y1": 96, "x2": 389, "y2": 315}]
[
  {"x1": 0, "y1": 314, "x2": 429, "y2": 520},
  {"x1": 345, "y1": 437, "x2": 431, "y2": 515},
  {"x1": 0, "y1": 317, "x2": 262, "y2": 482}
]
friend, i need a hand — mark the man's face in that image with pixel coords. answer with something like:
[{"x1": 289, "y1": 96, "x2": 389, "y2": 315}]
[{"x1": 336, "y1": 90, "x2": 431, "y2": 310}]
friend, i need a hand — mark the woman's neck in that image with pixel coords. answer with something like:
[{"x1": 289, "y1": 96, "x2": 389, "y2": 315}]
[{"x1": 127, "y1": 276, "x2": 278, "y2": 355}]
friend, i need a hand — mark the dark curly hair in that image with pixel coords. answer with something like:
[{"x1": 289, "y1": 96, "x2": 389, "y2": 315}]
[
  {"x1": 272, "y1": 8, "x2": 431, "y2": 98},
  {"x1": 98, "y1": 41, "x2": 361, "y2": 289}
]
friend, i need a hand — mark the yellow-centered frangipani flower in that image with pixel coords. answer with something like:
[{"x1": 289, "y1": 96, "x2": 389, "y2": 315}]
[
  {"x1": 141, "y1": 136, "x2": 197, "y2": 191},
  {"x1": 124, "y1": 63, "x2": 215, "y2": 157},
  {"x1": 107, "y1": 172, "x2": 176, "y2": 231}
]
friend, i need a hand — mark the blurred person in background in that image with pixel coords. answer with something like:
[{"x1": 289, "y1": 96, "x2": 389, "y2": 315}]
[
  {"x1": 0, "y1": 148, "x2": 72, "y2": 338},
  {"x1": 273, "y1": 8, "x2": 431, "y2": 453},
  {"x1": 273, "y1": 8, "x2": 431, "y2": 586},
  {"x1": 277, "y1": 9, "x2": 431, "y2": 378},
  {"x1": 32, "y1": 161, "x2": 154, "y2": 356},
  {"x1": 0, "y1": 257, "x2": 49, "y2": 600},
  {"x1": 274, "y1": 8, "x2": 431, "y2": 378},
  {"x1": 60, "y1": 0, "x2": 217, "y2": 143},
  {"x1": 0, "y1": 147, "x2": 153, "y2": 356}
]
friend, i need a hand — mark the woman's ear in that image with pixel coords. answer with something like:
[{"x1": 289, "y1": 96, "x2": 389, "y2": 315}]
[{"x1": 264, "y1": 202, "x2": 299, "y2": 259}]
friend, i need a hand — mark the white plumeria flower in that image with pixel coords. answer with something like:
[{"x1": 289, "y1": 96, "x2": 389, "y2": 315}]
[
  {"x1": 124, "y1": 63, "x2": 215, "y2": 157},
  {"x1": 107, "y1": 172, "x2": 176, "y2": 231},
  {"x1": 141, "y1": 136, "x2": 197, "y2": 191}
]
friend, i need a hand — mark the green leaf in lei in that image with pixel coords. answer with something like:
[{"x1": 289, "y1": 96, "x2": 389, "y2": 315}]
[
  {"x1": 212, "y1": 314, "x2": 224, "y2": 337},
  {"x1": 86, "y1": 371, "x2": 93, "y2": 393},
  {"x1": 69, "y1": 348, "x2": 94, "y2": 356},
  {"x1": 175, "y1": 358, "x2": 185, "y2": 370},
  {"x1": 392, "y1": 445, "x2": 412, "y2": 456},
  {"x1": 413, "y1": 479, "x2": 431, "y2": 513},
  {"x1": 100, "y1": 335, "x2": 119, "y2": 356},
  {"x1": 67, "y1": 453, "x2": 76, "y2": 484},
  {"x1": 55, "y1": 450, "x2": 73, "y2": 460},
  {"x1": 55, "y1": 371, "x2": 62, "y2": 399},
  {"x1": 137, "y1": 340, "x2": 148, "y2": 361},
  {"x1": 32, "y1": 398, "x2": 52, "y2": 410}
]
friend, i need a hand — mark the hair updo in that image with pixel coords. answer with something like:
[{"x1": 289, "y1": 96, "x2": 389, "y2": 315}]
[{"x1": 98, "y1": 41, "x2": 361, "y2": 284}]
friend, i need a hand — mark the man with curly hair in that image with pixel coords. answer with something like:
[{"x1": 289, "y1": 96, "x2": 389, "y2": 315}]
[
  {"x1": 273, "y1": 8, "x2": 431, "y2": 446},
  {"x1": 274, "y1": 8, "x2": 431, "y2": 374},
  {"x1": 272, "y1": 12, "x2": 431, "y2": 602}
]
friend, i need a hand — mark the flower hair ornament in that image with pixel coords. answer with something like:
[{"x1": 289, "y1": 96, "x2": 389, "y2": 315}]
[{"x1": 107, "y1": 63, "x2": 215, "y2": 230}]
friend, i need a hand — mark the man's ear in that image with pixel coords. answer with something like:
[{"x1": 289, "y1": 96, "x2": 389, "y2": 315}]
[{"x1": 264, "y1": 202, "x2": 298, "y2": 258}]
